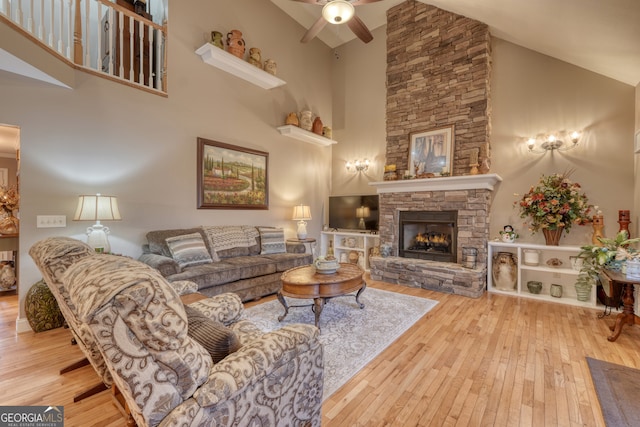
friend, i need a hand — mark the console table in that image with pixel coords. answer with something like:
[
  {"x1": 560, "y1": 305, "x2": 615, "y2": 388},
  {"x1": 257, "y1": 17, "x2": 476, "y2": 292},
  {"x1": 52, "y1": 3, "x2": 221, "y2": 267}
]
[{"x1": 600, "y1": 269, "x2": 640, "y2": 342}]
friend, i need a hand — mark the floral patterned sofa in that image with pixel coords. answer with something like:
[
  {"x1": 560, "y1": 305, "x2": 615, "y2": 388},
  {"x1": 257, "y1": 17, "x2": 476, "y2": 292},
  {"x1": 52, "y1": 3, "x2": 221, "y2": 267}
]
[
  {"x1": 138, "y1": 225, "x2": 313, "y2": 302},
  {"x1": 62, "y1": 252, "x2": 324, "y2": 427}
]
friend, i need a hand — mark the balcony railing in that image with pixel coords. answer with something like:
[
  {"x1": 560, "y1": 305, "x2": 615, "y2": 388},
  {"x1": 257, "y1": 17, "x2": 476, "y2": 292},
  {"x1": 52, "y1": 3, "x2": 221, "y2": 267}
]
[{"x1": 0, "y1": 0, "x2": 167, "y2": 94}]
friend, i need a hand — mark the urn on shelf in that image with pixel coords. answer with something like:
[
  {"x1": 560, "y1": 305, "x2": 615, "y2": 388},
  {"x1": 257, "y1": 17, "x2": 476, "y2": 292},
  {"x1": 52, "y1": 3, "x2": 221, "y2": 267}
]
[
  {"x1": 264, "y1": 59, "x2": 277, "y2": 75},
  {"x1": 210, "y1": 31, "x2": 224, "y2": 49},
  {"x1": 226, "y1": 29, "x2": 245, "y2": 59},
  {"x1": 299, "y1": 110, "x2": 313, "y2": 131},
  {"x1": 285, "y1": 112, "x2": 299, "y2": 126},
  {"x1": 492, "y1": 252, "x2": 517, "y2": 291},
  {"x1": 312, "y1": 116, "x2": 323, "y2": 135},
  {"x1": 248, "y1": 47, "x2": 262, "y2": 68},
  {"x1": 322, "y1": 126, "x2": 332, "y2": 139}
]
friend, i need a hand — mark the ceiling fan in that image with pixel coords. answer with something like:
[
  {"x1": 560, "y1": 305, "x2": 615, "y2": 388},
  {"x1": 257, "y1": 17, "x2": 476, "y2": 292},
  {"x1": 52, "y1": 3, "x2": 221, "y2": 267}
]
[{"x1": 294, "y1": 0, "x2": 384, "y2": 44}]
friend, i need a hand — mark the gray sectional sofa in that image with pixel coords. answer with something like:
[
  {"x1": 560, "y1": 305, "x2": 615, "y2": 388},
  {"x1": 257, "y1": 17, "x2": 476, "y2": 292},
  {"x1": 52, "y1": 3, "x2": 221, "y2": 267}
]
[{"x1": 138, "y1": 225, "x2": 312, "y2": 301}]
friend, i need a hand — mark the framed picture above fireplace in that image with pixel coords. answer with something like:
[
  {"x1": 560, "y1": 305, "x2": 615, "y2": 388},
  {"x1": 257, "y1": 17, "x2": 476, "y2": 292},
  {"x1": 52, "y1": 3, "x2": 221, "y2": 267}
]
[{"x1": 409, "y1": 125, "x2": 454, "y2": 178}]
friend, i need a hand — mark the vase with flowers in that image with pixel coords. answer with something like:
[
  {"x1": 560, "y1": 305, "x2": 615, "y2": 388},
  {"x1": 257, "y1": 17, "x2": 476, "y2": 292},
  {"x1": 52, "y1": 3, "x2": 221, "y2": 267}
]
[
  {"x1": 515, "y1": 170, "x2": 592, "y2": 245},
  {"x1": 0, "y1": 185, "x2": 19, "y2": 234}
]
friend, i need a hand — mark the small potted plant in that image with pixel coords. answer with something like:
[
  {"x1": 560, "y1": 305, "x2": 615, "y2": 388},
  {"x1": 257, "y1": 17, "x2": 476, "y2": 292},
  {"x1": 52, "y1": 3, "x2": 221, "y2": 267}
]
[{"x1": 499, "y1": 225, "x2": 518, "y2": 243}]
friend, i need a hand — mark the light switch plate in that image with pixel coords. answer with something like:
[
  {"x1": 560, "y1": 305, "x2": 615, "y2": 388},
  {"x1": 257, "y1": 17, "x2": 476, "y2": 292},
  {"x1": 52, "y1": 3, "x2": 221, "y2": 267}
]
[{"x1": 37, "y1": 215, "x2": 66, "y2": 228}]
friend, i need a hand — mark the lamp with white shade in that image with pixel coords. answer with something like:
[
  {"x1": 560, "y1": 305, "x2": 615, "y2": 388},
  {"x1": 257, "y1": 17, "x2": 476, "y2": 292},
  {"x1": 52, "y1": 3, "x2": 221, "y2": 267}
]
[
  {"x1": 73, "y1": 194, "x2": 121, "y2": 253},
  {"x1": 292, "y1": 204, "x2": 312, "y2": 240},
  {"x1": 356, "y1": 206, "x2": 370, "y2": 229}
]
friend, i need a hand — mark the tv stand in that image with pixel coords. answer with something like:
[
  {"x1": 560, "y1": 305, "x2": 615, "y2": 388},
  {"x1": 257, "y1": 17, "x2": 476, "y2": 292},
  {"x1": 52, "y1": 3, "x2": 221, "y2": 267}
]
[{"x1": 320, "y1": 231, "x2": 380, "y2": 272}]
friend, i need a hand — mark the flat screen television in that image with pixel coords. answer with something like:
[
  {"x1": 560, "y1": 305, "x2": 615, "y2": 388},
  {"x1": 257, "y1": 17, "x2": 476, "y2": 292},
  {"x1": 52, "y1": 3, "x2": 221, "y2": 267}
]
[{"x1": 328, "y1": 195, "x2": 379, "y2": 231}]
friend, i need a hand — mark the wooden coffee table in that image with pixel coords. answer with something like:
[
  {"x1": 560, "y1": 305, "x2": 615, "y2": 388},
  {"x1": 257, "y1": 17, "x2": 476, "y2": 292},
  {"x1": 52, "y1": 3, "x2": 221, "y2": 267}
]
[{"x1": 277, "y1": 263, "x2": 366, "y2": 329}]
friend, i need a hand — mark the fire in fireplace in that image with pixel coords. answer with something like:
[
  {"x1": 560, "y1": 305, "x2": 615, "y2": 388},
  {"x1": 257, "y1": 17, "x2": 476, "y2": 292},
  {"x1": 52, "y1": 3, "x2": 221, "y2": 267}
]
[{"x1": 399, "y1": 210, "x2": 457, "y2": 262}]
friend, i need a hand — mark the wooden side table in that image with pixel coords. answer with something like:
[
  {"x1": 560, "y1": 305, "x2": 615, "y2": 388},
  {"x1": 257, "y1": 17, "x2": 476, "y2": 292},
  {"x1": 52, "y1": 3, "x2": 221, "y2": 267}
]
[
  {"x1": 286, "y1": 237, "x2": 317, "y2": 257},
  {"x1": 600, "y1": 269, "x2": 640, "y2": 342}
]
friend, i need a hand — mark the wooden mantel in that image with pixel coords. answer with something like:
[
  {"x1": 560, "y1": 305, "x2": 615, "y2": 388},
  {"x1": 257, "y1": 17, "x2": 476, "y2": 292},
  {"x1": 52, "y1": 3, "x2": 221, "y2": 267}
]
[{"x1": 368, "y1": 173, "x2": 503, "y2": 193}]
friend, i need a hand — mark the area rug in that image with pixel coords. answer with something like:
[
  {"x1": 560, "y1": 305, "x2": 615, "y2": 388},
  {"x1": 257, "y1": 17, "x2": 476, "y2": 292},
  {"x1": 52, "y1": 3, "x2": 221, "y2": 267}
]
[
  {"x1": 243, "y1": 287, "x2": 438, "y2": 400},
  {"x1": 586, "y1": 357, "x2": 640, "y2": 426}
]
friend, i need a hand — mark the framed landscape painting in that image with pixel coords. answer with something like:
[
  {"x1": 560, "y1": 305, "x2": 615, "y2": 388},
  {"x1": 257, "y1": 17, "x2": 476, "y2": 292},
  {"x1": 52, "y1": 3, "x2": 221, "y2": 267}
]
[
  {"x1": 408, "y1": 125, "x2": 454, "y2": 177},
  {"x1": 197, "y1": 138, "x2": 269, "y2": 209}
]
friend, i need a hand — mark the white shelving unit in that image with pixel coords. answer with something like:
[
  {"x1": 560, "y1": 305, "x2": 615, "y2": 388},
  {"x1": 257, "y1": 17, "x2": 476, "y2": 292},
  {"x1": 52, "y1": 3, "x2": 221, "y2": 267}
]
[
  {"x1": 276, "y1": 125, "x2": 337, "y2": 147},
  {"x1": 195, "y1": 43, "x2": 286, "y2": 90},
  {"x1": 320, "y1": 231, "x2": 379, "y2": 271},
  {"x1": 488, "y1": 241, "x2": 598, "y2": 308}
]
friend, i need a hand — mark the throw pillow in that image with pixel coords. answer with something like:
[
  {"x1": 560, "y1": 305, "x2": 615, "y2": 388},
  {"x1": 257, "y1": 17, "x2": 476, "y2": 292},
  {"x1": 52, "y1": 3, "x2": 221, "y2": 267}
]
[
  {"x1": 184, "y1": 305, "x2": 241, "y2": 363},
  {"x1": 166, "y1": 233, "x2": 213, "y2": 269},
  {"x1": 258, "y1": 227, "x2": 286, "y2": 254}
]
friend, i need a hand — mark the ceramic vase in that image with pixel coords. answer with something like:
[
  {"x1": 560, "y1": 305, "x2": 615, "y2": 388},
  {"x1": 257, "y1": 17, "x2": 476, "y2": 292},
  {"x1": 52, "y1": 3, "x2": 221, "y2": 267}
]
[
  {"x1": 299, "y1": 110, "x2": 313, "y2": 131},
  {"x1": 527, "y1": 281, "x2": 542, "y2": 294},
  {"x1": 285, "y1": 112, "x2": 299, "y2": 126},
  {"x1": 264, "y1": 59, "x2": 277, "y2": 75},
  {"x1": 312, "y1": 116, "x2": 323, "y2": 135},
  {"x1": 248, "y1": 47, "x2": 262, "y2": 68},
  {"x1": 550, "y1": 283, "x2": 563, "y2": 298},
  {"x1": 210, "y1": 31, "x2": 224, "y2": 49},
  {"x1": 322, "y1": 126, "x2": 332, "y2": 139},
  {"x1": 226, "y1": 30, "x2": 245, "y2": 59},
  {"x1": 542, "y1": 226, "x2": 564, "y2": 246},
  {"x1": 492, "y1": 252, "x2": 517, "y2": 291},
  {"x1": 575, "y1": 282, "x2": 591, "y2": 301}
]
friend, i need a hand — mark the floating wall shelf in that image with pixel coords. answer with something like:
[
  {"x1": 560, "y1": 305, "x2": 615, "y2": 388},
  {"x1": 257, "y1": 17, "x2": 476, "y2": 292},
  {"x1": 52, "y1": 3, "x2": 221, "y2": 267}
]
[
  {"x1": 276, "y1": 125, "x2": 337, "y2": 147},
  {"x1": 195, "y1": 43, "x2": 286, "y2": 90}
]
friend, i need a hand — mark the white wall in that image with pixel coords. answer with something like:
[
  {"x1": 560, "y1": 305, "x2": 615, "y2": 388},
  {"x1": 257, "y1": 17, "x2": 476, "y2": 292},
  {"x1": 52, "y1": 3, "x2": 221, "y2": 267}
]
[
  {"x1": 0, "y1": 0, "x2": 334, "y2": 326},
  {"x1": 490, "y1": 39, "x2": 635, "y2": 246}
]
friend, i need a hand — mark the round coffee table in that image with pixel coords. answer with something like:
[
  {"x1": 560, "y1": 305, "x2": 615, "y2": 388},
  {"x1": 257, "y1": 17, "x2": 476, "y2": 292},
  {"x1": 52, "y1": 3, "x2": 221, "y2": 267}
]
[{"x1": 277, "y1": 263, "x2": 366, "y2": 329}]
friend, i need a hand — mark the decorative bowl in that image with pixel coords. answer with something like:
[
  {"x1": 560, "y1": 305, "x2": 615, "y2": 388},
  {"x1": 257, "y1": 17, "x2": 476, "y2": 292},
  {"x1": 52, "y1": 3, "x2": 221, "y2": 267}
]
[{"x1": 527, "y1": 281, "x2": 542, "y2": 294}]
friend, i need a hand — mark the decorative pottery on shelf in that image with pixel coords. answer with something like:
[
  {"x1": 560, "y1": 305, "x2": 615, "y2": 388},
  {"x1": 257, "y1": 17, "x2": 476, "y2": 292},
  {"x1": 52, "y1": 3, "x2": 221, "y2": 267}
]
[
  {"x1": 285, "y1": 112, "x2": 299, "y2": 126},
  {"x1": 248, "y1": 47, "x2": 262, "y2": 68},
  {"x1": 0, "y1": 262, "x2": 15, "y2": 290},
  {"x1": 527, "y1": 281, "x2": 542, "y2": 294},
  {"x1": 226, "y1": 29, "x2": 245, "y2": 59},
  {"x1": 264, "y1": 59, "x2": 277, "y2": 76},
  {"x1": 299, "y1": 110, "x2": 313, "y2": 131},
  {"x1": 210, "y1": 31, "x2": 224, "y2": 49},
  {"x1": 322, "y1": 126, "x2": 332, "y2": 139},
  {"x1": 574, "y1": 282, "x2": 591, "y2": 301},
  {"x1": 542, "y1": 226, "x2": 564, "y2": 246},
  {"x1": 0, "y1": 216, "x2": 18, "y2": 234},
  {"x1": 492, "y1": 251, "x2": 517, "y2": 291},
  {"x1": 523, "y1": 249, "x2": 540, "y2": 266},
  {"x1": 312, "y1": 116, "x2": 323, "y2": 135},
  {"x1": 550, "y1": 283, "x2": 563, "y2": 298}
]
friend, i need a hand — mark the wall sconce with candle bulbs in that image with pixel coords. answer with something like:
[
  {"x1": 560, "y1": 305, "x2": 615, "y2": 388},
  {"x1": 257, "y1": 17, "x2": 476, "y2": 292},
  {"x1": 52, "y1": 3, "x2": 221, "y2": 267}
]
[
  {"x1": 525, "y1": 130, "x2": 582, "y2": 153},
  {"x1": 73, "y1": 193, "x2": 121, "y2": 253},
  {"x1": 345, "y1": 159, "x2": 370, "y2": 173}
]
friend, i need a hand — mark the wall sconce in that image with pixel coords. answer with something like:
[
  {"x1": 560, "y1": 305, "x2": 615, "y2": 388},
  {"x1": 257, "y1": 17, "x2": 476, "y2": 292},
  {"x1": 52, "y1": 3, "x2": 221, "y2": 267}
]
[
  {"x1": 292, "y1": 204, "x2": 312, "y2": 240},
  {"x1": 356, "y1": 206, "x2": 370, "y2": 229},
  {"x1": 346, "y1": 159, "x2": 370, "y2": 173},
  {"x1": 73, "y1": 193, "x2": 122, "y2": 253},
  {"x1": 526, "y1": 131, "x2": 581, "y2": 153}
]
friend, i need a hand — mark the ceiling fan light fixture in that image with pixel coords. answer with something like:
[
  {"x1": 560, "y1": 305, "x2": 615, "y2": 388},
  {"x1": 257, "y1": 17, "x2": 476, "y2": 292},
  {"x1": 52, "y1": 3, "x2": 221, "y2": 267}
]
[{"x1": 322, "y1": 0, "x2": 355, "y2": 24}]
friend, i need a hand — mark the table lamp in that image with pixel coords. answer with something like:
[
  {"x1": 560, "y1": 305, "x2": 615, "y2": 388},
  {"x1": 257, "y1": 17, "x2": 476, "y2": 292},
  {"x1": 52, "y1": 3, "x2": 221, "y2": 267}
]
[
  {"x1": 292, "y1": 204, "x2": 312, "y2": 239},
  {"x1": 356, "y1": 206, "x2": 370, "y2": 229},
  {"x1": 73, "y1": 194, "x2": 121, "y2": 253}
]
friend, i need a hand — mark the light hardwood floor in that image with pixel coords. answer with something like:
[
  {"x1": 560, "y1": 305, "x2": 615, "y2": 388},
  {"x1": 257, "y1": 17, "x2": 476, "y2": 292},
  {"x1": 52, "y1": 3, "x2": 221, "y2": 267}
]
[{"x1": 1, "y1": 278, "x2": 639, "y2": 426}]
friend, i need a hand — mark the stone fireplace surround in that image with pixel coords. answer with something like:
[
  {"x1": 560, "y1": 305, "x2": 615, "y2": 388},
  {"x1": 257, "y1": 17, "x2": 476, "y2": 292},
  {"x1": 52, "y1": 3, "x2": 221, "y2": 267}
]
[{"x1": 368, "y1": 174, "x2": 501, "y2": 298}]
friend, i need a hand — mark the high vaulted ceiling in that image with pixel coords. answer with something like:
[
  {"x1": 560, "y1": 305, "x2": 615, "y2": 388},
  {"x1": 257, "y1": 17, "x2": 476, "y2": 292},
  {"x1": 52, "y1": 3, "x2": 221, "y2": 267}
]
[{"x1": 272, "y1": 0, "x2": 640, "y2": 87}]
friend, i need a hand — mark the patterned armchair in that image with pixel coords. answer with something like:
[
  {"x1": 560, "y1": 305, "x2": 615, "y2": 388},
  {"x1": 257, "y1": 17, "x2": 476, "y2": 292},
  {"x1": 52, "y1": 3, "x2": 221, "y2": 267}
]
[
  {"x1": 28, "y1": 237, "x2": 114, "y2": 395},
  {"x1": 62, "y1": 254, "x2": 324, "y2": 427}
]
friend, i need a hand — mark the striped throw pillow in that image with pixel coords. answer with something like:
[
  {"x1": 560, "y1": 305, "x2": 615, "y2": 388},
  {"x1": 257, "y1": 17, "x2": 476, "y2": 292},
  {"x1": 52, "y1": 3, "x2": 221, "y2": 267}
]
[
  {"x1": 166, "y1": 233, "x2": 213, "y2": 269},
  {"x1": 258, "y1": 227, "x2": 286, "y2": 254}
]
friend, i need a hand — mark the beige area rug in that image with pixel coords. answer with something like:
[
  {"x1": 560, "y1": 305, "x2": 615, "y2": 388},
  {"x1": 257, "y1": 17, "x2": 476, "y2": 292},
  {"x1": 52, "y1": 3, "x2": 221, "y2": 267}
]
[
  {"x1": 587, "y1": 357, "x2": 640, "y2": 426},
  {"x1": 243, "y1": 287, "x2": 438, "y2": 400}
]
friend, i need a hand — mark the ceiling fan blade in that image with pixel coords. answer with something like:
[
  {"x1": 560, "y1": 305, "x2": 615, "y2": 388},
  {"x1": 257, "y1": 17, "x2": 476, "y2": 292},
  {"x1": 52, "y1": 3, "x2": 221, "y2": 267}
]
[
  {"x1": 347, "y1": 14, "x2": 373, "y2": 43},
  {"x1": 301, "y1": 16, "x2": 328, "y2": 43}
]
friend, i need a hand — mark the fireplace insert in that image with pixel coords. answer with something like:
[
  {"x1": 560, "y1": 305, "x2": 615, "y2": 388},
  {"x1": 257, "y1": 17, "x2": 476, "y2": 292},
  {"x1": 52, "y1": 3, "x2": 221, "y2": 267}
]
[{"x1": 399, "y1": 210, "x2": 457, "y2": 262}]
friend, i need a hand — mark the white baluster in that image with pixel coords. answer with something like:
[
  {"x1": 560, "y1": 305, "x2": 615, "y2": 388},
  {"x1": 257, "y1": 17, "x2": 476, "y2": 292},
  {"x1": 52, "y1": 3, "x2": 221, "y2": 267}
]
[
  {"x1": 14, "y1": 0, "x2": 23, "y2": 26},
  {"x1": 57, "y1": 0, "x2": 63, "y2": 54},
  {"x1": 128, "y1": 15, "x2": 133, "y2": 81},
  {"x1": 118, "y1": 11, "x2": 124, "y2": 77},
  {"x1": 47, "y1": 0, "x2": 53, "y2": 46},
  {"x1": 138, "y1": 19, "x2": 144, "y2": 83},
  {"x1": 28, "y1": 0, "x2": 33, "y2": 32},
  {"x1": 38, "y1": 0, "x2": 43, "y2": 39},
  {"x1": 66, "y1": 0, "x2": 72, "y2": 59},
  {"x1": 84, "y1": 0, "x2": 90, "y2": 67},
  {"x1": 107, "y1": 7, "x2": 113, "y2": 75},
  {"x1": 155, "y1": 27, "x2": 163, "y2": 90},
  {"x1": 96, "y1": 0, "x2": 101, "y2": 70},
  {"x1": 148, "y1": 25, "x2": 154, "y2": 88}
]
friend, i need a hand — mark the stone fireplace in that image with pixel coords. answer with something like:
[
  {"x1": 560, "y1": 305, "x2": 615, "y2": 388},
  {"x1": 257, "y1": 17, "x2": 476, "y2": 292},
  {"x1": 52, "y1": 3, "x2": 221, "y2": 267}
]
[{"x1": 368, "y1": 175, "x2": 501, "y2": 298}]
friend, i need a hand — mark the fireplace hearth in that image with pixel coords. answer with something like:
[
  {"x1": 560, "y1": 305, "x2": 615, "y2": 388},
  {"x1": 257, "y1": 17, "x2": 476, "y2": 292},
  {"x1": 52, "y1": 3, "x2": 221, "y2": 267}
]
[{"x1": 399, "y1": 210, "x2": 457, "y2": 262}]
